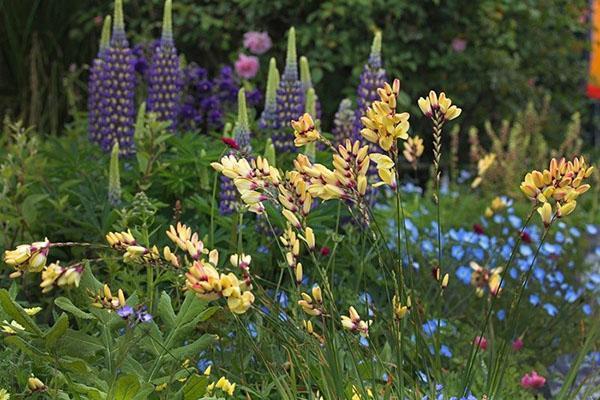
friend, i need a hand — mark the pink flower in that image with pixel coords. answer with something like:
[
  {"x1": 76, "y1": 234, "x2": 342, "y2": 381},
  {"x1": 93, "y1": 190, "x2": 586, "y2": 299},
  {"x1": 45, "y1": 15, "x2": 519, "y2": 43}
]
[
  {"x1": 451, "y1": 37, "x2": 467, "y2": 53},
  {"x1": 512, "y1": 337, "x2": 524, "y2": 351},
  {"x1": 221, "y1": 137, "x2": 239, "y2": 150},
  {"x1": 520, "y1": 371, "x2": 546, "y2": 389},
  {"x1": 473, "y1": 335, "x2": 488, "y2": 350},
  {"x1": 243, "y1": 31, "x2": 272, "y2": 55},
  {"x1": 235, "y1": 54, "x2": 260, "y2": 79}
]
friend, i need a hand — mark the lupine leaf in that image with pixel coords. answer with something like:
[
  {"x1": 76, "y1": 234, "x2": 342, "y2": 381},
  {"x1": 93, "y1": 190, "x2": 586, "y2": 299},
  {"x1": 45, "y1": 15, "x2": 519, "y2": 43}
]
[
  {"x1": 0, "y1": 289, "x2": 43, "y2": 335},
  {"x1": 55, "y1": 296, "x2": 94, "y2": 320}
]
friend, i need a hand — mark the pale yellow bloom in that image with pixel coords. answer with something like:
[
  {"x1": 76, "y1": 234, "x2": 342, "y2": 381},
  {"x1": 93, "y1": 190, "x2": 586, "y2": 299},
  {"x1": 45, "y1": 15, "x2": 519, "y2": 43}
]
[
  {"x1": 0, "y1": 388, "x2": 9, "y2": 400},
  {"x1": 418, "y1": 90, "x2": 462, "y2": 121},
  {"x1": 24, "y1": 307, "x2": 42, "y2": 316},
  {"x1": 1, "y1": 320, "x2": 24, "y2": 334},
  {"x1": 341, "y1": 306, "x2": 370, "y2": 337},
  {"x1": 291, "y1": 113, "x2": 321, "y2": 146}
]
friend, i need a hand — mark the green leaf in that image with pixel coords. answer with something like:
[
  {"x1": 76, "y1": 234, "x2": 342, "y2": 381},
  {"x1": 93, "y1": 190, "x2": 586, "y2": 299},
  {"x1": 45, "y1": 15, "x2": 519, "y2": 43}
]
[
  {"x1": 180, "y1": 374, "x2": 208, "y2": 400},
  {"x1": 157, "y1": 291, "x2": 176, "y2": 331},
  {"x1": 170, "y1": 334, "x2": 217, "y2": 360},
  {"x1": 175, "y1": 292, "x2": 208, "y2": 326},
  {"x1": 57, "y1": 329, "x2": 104, "y2": 357},
  {"x1": 55, "y1": 297, "x2": 94, "y2": 319},
  {"x1": 114, "y1": 374, "x2": 141, "y2": 400},
  {"x1": 0, "y1": 289, "x2": 42, "y2": 335},
  {"x1": 79, "y1": 265, "x2": 103, "y2": 292},
  {"x1": 60, "y1": 356, "x2": 91, "y2": 374},
  {"x1": 44, "y1": 312, "x2": 69, "y2": 349},
  {"x1": 4, "y1": 335, "x2": 51, "y2": 362}
]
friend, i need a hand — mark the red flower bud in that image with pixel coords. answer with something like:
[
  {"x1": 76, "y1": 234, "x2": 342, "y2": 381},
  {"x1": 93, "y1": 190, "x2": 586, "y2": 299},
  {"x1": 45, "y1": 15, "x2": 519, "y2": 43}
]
[{"x1": 222, "y1": 137, "x2": 240, "y2": 150}]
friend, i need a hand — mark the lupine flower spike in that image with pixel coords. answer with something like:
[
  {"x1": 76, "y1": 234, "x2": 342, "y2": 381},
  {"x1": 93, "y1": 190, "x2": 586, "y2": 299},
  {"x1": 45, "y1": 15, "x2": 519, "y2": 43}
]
[
  {"x1": 101, "y1": 0, "x2": 136, "y2": 154},
  {"x1": 88, "y1": 16, "x2": 111, "y2": 146},
  {"x1": 219, "y1": 88, "x2": 253, "y2": 215},
  {"x1": 332, "y1": 98, "x2": 355, "y2": 144},
  {"x1": 354, "y1": 31, "x2": 387, "y2": 143},
  {"x1": 108, "y1": 141, "x2": 122, "y2": 206},
  {"x1": 147, "y1": 0, "x2": 181, "y2": 129},
  {"x1": 258, "y1": 58, "x2": 280, "y2": 130},
  {"x1": 300, "y1": 56, "x2": 321, "y2": 120},
  {"x1": 272, "y1": 27, "x2": 304, "y2": 152},
  {"x1": 520, "y1": 157, "x2": 593, "y2": 226}
]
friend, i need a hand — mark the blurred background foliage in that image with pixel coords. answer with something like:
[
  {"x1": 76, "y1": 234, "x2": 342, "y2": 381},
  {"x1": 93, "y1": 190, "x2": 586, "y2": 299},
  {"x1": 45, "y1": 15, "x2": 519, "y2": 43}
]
[{"x1": 0, "y1": 0, "x2": 593, "y2": 149}]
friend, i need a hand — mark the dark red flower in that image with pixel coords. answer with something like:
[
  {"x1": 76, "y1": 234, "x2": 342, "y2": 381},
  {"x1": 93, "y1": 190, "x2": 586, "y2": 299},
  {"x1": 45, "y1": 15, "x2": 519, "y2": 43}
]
[
  {"x1": 320, "y1": 246, "x2": 330, "y2": 256},
  {"x1": 473, "y1": 224, "x2": 485, "y2": 235},
  {"x1": 519, "y1": 231, "x2": 532, "y2": 244},
  {"x1": 222, "y1": 137, "x2": 239, "y2": 150}
]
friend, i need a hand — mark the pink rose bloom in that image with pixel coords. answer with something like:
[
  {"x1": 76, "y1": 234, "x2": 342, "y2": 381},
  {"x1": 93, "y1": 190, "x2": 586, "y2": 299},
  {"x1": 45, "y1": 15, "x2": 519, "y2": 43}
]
[
  {"x1": 473, "y1": 335, "x2": 488, "y2": 350},
  {"x1": 235, "y1": 54, "x2": 260, "y2": 79},
  {"x1": 243, "y1": 31, "x2": 272, "y2": 55},
  {"x1": 512, "y1": 337, "x2": 524, "y2": 351},
  {"x1": 451, "y1": 37, "x2": 467, "y2": 53},
  {"x1": 520, "y1": 371, "x2": 546, "y2": 389}
]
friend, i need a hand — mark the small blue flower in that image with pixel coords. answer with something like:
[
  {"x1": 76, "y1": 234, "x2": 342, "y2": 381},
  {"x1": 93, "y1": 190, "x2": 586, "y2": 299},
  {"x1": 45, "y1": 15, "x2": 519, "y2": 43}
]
[
  {"x1": 533, "y1": 267, "x2": 545, "y2": 282},
  {"x1": 543, "y1": 303, "x2": 558, "y2": 317},
  {"x1": 451, "y1": 245, "x2": 465, "y2": 260},
  {"x1": 508, "y1": 215, "x2": 522, "y2": 229},
  {"x1": 555, "y1": 231, "x2": 565, "y2": 243},
  {"x1": 497, "y1": 309, "x2": 506, "y2": 320},
  {"x1": 247, "y1": 322, "x2": 258, "y2": 338},
  {"x1": 529, "y1": 294, "x2": 541, "y2": 306},
  {"x1": 455, "y1": 266, "x2": 472, "y2": 285},
  {"x1": 421, "y1": 240, "x2": 434, "y2": 254},
  {"x1": 583, "y1": 304, "x2": 592, "y2": 315},
  {"x1": 117, "y1": 305, "x2": 134, "y2": 318},
  {"x1": 197, "y1": 358, "x2": 212, "y2": 372},
  {"x1": 440, "y1": 344, "x2": 453, "y2": 358},
  {"x1": 359, "y1": 336, "x2": 369, "y2": 347},
  {"x1": 569, "y1": 227, "x2": 580, "y2": 237},
  {"x1": 586, "y1": 224, "x2": 598, "y2": 235},
  {"x1": 520, "y1": 244, "x2": 533, "y2": 257}
]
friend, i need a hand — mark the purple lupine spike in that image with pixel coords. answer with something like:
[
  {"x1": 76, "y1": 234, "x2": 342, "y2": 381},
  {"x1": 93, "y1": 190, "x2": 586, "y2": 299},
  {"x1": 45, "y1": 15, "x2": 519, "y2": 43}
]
[
  {"x1": 258, "y1": 57, "x2": 280, "y2": 130},
  {"x1": 88, "y1": 15, "x2": 111, "y2": 145},
  {"x1": 272, "y1": 27, "x2": 304, "y2": 152},
  {"x1": 101, "y1": 0, "x2": 136, "y2": 155},
  {"x1": 332, "y1": 98, "x2": 355, "y2": 144},
  {"x1": 353, "y1": 31, "x2": 387, "y2": 142},
  {"x1": 147, "y1": 0, "x2": 181, "y2": 130},
  {"x1": 219, "y1": 88, "x2": 253, "y2": 215}
]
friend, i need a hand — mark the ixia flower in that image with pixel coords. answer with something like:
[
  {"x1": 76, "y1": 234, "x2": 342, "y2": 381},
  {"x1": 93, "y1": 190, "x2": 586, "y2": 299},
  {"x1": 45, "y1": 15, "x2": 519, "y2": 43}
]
[
  {"x1": 207, "y1": 376, "x2": 236, "y2": 396},
  {"x1": 403, "y1": 135, "x2": 424, "y2": 169},
  {"x1": 473, "y1": 335, "x2": 488, "y2": 350},
  {"x1": 520, "y1": 371, "x2": 546, "y2": 389},
  {"x1": 472, "y1": 153, "x2": 496, "y2": 188},
  {"x1": 235, "y1": 54, "x2": 259, "y2": 79},
  {"x1": 27, "y1": 376, "x2": 47, "y2": 393},
  {"x1": 4, "y1": 238, "x2": 51, "y2": 277},
  {"x1": 243, "y1": 31, "x2": 272, "y2": 54},
  {"x1": 341, "y1": 306, "x2": 371, "y2": 337},
  {"x1": 91, "y1": 284, "x2": 127, "y2": 311},
  {"x1": 0, "y1": 388, "x2": 9, "y2": 400},
  {"x1": 418, "y1": 91, "x2": 462, "y2": 121},
  {"x1": 520, "y1": 157, "x2": 593, "y2": 226},
  {"x1": 291, "y1": 113, "x2": 321, "y2": 146},
  {"x1": 40, "y1": 262, "x2": 83, "y2": 293},
  {"x1": 470, "y1": 261, "x2": 502, "y2": 296},
  {"x1": 485, "y1": 196, "x2": 507, "y2": 218}
]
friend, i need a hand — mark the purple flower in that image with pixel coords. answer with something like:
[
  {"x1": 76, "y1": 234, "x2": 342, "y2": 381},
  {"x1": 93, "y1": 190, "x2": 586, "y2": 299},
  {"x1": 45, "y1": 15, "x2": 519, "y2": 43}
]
[
  {"x1": 451, "y1": 37, "x2": 467, "y2": 53},
  {"x1": 332, "y1": 98, "x2": 354, "y2": 144},
  {"x1": 147, "y1": 0, "x2": 182, "y2": 129},
  {"x1": 243, "y1": 31, "x2": 272, "y2": 55},
  {"x1": 272, "y1": 27, "x2": 304, "y2": 152},
  {"x1": 235, "y1": 54, "x2": 260, "y2": 79},
  {"x1": 117, "y1": 305, "x2": 134, "y2": 318},
  {"x1": 88, "y1": 16, "x2": 111, "y2": 146},
  {"x1": 98, "y1": 0, "x2": 136, "y2": 155}
]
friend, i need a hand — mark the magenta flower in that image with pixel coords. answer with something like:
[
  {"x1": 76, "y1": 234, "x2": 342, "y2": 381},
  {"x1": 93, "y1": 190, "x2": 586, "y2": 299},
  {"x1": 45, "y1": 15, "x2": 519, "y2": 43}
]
[
  {"x1": 235, "y1": 54, "x2": 259, "y2": 79},
  {"x1": 451, "y1": 37, "x2": 467, "y2": 53},
  {"x1": 473, "y1": 335, "x2": 488, "y2": 350},
  {"x1": 512, "y1": 337, "x2": 524, "y2": 351},
  {"x1": 520, "y1": 371, "x2": 546, "y2": 389},
  {"x1": 243, "y1": 31, "x2": 272, "y2": 55}
]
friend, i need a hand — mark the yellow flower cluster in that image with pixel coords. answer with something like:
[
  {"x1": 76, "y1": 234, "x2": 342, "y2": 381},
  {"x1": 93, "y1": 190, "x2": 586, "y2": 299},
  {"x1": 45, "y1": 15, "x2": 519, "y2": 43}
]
[
  {"x1": 484, "y1": 196, "x2": 507, "y2": 218},
  {"x1": 3, "y1": 238, "x2": 50, "y2": 278},
  {"x1": 40, "y1": 261, "x2": 83, "y2": 293},
  {"x1": 403, "y1": 135, "x2": 425, "y2": 169},
  {"x1": 211, "y1": 155, "x2": 281, "y2": 214},
  {"x1": 520, "y1": 157, "x2": 593, "y2": 226},
  {"x1": 352, "y1": 385, "x2": 374, "y2": 400},
  {"x1": 470, "y1": 261, "x2": 502, "y2": 297},
  {"x1": 166, "y1": 223, "x2": 209, "y2": 261},
  {"x1": 369, "y1": 153, "x2": 396, "y2": 189},
  {"x1": 0, "y1": 388, "x2": 9, "y2": 400},
  {"x1": 279, "y1": 224, "x2": 308, "y2": 283},
  {"x1": 418, "y1": 91, "x2": 462, "y2": 121},
  {"x1": 27, "y1": 376, "x2": 46, "y2": 393},
  {"x1": 298, "y1": 286, "x2": 323, "y2": 316},
  {"x1": 1, "y1": 320, "x2": 24, "y2": 334},
  {"x1": 472, "y1": 153, "x2": 496, "y2": 188},
  {"x1": 106, "y1": 230, "x2": 160, "y2": 264},
  {"x1": 185, "y1": 254, "x2": 254, "y2": 314},
  {"x1": 291, "y1": 113, "x2": 321, "y2": 147},
  {"x1": 279, "y1": 168, "x2": 314, "y2": 229},
  {"x1": 295, "y1": 141, "x2": 370, "y2": 203},
  {"x1": 341, "y1": 306, "x2": 371, "y2": 338},
  {"x1": 360, "y1": 79, "x2": 410, "y2": 151},
  {"x1": 90, "y1": 284, "x2": 127, "y2": 311},
  {"x1": 392, "y1": 295, "x2": 411, "y2": 320},
  {"x1": 206, "y1": 376, "x2": 236, "y2": 396}
]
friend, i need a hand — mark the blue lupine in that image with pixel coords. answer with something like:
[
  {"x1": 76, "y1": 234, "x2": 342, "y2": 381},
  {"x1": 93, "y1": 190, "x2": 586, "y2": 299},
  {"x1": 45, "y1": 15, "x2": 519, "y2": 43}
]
[
  {"x1": 147, "y1": 0, "x2": 181, "y2": 129},
  {"x1": 100, "y1": 0, "x2": 136, "y2": 154},
  {"x1": 332, "y1": 98, "x2": 355, "y2": 144},
  {"x1": 272, "y1": 27, "x2": 304, "y2": 152},
  {"x1": 88, "y1": 16, "x2": 111, "y2": 146}
]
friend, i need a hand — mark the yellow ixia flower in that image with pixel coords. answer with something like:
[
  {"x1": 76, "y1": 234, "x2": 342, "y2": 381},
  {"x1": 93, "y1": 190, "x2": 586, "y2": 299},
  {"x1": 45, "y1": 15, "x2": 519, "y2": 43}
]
[
  {"x1": 90, "y1": 284, "x2": 127, "y2": 311},
  {"x1": 361, "y1": 79, "x2": 410, "y2": 151},
  {"x1": 418, "y1": 91, "x2": 462, "y2": 121},
  {"x1": 470, "y1": 261, "x2": 503, "y2": 297},
  {"x1": 392, "y1": 295, "x2": 411, "y2": 320},
  {"x1": 1, "y1": 320, "x2": 24, "y2": 334},
  {"x1": 24, "y1": 307, "x2": 42, "y2": 316},
  {"x1": 4, "y1": 238, "x2": 51, "y2": 277},
  {"x1": 520, "y1": 157, "x2": 593, "y2": 225},
  {"x1": 341, "y1": 306, "x2": 371, "y2": 338},
  {"x1": 403, "y1": 135, "x2": 425, "y2": 168},
  {"x1": 485, "y1": 196, "x2": 507, "y2": 218},
  {"x1": 27, "y1": 376, "x2": 46, "y2": 392},
  {"x1": 291, "y1": 113, "x2": 321, "y2": 147},
  {"x1": 0, "y1": 388, "x2": 9, "y2": 400},
  {"x1": 471, "y1": 153, "x2": 496, "y2": 188},
  {"x1": 298, "y1": 286, "x2": 323, "y2": 316},
  {"x1": 207, "y1": 376, "x2": 236, "y2": 396},
  {"x1": 369, "y1": 153, "x2": 397, "y2": 188}
]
